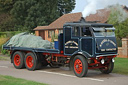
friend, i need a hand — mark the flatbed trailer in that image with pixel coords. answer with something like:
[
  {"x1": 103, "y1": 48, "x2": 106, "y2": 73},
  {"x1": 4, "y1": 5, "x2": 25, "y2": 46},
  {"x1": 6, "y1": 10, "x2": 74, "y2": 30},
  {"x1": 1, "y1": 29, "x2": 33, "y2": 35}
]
[{"x1": 3, "y1": 18, "x2": 118, "y2": 77}]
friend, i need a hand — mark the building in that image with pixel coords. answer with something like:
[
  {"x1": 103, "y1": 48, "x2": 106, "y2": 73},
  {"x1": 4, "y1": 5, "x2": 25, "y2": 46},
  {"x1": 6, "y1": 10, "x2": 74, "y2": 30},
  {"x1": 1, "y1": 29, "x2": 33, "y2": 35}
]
[
  {"x1": 34, "y1": 12, "x2": 82, "y2": 41},
  {"x1": 34, "y1": 6, "x2": 128, "y2": 42}
]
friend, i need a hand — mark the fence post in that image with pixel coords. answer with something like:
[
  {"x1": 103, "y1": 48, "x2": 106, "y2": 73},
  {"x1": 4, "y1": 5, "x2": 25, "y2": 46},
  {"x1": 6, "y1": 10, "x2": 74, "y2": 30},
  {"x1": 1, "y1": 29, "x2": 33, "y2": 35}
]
[{"x1": 122, "y1": 38, "x2": 128, "y2": 58}]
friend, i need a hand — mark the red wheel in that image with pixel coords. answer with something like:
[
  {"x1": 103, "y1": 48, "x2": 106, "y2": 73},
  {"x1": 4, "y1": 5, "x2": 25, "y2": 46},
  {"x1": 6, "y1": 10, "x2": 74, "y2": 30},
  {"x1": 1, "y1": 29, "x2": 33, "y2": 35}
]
[
  {"x1": 14, "y1": 54, "x2": 21, "y2": 66},
  {"x1": 26, "y1": 56, "x2": 33, "y2": 68},
  {"x1": 12, "y1": 51, "x2": 25, "y2": 69},
  {"x1": 74, "y1": 59, "x2": 83, "y2": 74},
  {"x1": 25, "y1": 53, "x2": 38, "y2": 71},
  {"x1": 73, "y1": 55, "x2": 88, "y2": 77}
]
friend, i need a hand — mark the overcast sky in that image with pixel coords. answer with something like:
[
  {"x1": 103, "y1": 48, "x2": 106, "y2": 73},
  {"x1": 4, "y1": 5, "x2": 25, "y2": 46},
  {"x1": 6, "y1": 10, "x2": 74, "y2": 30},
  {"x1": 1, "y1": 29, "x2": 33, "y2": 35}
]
[{"x1": 72, "y1": 0, "x2": 128, "y2": 13}]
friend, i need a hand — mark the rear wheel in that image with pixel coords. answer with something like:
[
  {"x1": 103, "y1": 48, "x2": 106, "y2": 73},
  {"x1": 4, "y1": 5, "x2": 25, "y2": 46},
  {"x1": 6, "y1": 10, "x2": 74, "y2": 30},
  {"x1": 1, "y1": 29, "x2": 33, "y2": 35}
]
[
  {"x1": 25, "y1": 53, "x2": 37, "y2": 71},
  {"x1": 12, "y1": 51, "x2": 25, "y2": 69},
  {"x1": 73, "y1": 55, "x2": 88, "y2": 77},
  {"x1": 99, "y1": 61, "x2": 114, "y2": 74}
]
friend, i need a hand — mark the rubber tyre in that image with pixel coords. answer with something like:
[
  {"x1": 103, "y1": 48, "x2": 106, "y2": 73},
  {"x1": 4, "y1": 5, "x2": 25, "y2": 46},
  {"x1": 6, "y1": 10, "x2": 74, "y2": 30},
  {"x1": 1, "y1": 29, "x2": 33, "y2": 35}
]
[
  {"x1": 99, "y1": 61, "x2": 114, "y2": 74},
  {"x1": 73, "y1": 55, "x2": 88, "y2": 77},
  {"x1": 25, "y1": 53, "x2": 37, "y2": 71},
  {"x1": 12, "y1": 51, "x2": 25, "y2": 69}
]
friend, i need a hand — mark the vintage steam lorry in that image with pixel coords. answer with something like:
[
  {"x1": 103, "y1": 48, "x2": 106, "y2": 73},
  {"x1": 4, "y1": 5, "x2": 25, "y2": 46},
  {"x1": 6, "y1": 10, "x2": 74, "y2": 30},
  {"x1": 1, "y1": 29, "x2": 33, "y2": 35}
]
[{"x1": 3, "y1": 18, "x2": 117, "y2": 77}]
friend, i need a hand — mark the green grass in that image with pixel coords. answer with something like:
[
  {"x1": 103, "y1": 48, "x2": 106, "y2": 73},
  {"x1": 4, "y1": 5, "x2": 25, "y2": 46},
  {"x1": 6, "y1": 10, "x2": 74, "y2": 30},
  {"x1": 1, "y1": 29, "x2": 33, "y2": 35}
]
[
  {"x1": 113, "y1": 57, "x2": 128, "y2": 75},
  {"x1": 0, "y1": 56, "x2": 10, "y2": 61},
  {"x1": 0, "y1": 75, "x2": 47, "y2": 85},
  {"x1": 0, "y1": 37, "x2": 9, "y2": 46}
]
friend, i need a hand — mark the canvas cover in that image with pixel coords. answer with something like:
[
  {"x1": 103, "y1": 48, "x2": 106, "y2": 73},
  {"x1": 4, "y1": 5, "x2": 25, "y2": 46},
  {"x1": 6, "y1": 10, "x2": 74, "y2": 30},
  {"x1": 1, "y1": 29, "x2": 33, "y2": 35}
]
[{"x1": 5, "y1": 32, "x2": 53, "y2": 49}]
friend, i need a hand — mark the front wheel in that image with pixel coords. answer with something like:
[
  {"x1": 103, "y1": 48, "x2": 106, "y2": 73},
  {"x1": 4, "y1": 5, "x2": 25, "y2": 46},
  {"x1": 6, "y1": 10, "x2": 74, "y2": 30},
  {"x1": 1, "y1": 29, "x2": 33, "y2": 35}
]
[
  {"x1": 73, "y1": 55, "x2": 88, "y2": 77},
  {"x1": 99, "y1": 61, "x2": 114, "y2": 74}
]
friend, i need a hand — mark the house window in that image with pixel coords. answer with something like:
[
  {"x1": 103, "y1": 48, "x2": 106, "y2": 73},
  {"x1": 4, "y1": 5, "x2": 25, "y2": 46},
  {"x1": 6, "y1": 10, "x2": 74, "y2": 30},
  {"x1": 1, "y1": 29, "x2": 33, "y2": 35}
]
[
  {"x1": 58, "y1": 29, "x2": 63, "y2": 34},
  {"x1": 48, "y1": 30, "x2": 55, "y2": 38}
]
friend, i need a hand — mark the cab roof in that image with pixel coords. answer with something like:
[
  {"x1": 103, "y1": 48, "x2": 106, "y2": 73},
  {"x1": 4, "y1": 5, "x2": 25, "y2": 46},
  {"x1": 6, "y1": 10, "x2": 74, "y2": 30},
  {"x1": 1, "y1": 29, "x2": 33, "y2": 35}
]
[{"x1": 64, "y1": 19, "x2": 113, "y2": 28}]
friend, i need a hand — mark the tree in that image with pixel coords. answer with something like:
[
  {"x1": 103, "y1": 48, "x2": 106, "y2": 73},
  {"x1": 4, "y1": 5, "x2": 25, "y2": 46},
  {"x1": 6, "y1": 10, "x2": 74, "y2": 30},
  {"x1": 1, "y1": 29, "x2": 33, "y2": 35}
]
[
  {"x1": 0, "y1": 15, "x2": 15, "y2": 31},
  {"x1": 0, "y1": 0, "x2": 16, "y2": 12},
  {"x1": 108, "y1": 4, "x2": 128, "y2": 39},
  {"x1": 10, "y1": 0, "x2": 75, "y2": 32},
  {"x1": 0, "y1": 0, "x2": 17, "y2": 31},
  {"x1": 58, "y1": 0, "x2": 76, "y2": 16}
]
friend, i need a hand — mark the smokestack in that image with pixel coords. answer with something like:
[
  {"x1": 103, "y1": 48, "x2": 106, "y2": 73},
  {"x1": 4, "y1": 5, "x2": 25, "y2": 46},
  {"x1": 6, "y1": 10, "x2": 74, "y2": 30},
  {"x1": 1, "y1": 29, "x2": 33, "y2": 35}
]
[{"x1": 80, "y1": 17, "x2": 86, "y2": 22}]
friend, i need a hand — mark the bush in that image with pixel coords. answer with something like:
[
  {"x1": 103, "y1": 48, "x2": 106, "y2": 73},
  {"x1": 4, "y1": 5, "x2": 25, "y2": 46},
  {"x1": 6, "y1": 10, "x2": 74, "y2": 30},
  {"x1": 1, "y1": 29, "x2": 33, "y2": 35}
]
[
  {"x1": 1, "y1": 48, "x2": 8, "y2": 55},
  {"x1": 51, "y1": 34, "x2": 58, "y2": 42},
  {"x1": 0, "y1": 37, "x2": 9, "y2": 51},
  {"x1": 0, "y1": 45, "x2": 10, "y2": 55},
  {"x1": 0, "y1": 31, "x2": 22, "y2": 54},
  {"x1": 0, "y1": 31, "x2": 22, "y2": 38},
  {"x1": 116, "y1": 38, "x2": 122, "y2": 47}
]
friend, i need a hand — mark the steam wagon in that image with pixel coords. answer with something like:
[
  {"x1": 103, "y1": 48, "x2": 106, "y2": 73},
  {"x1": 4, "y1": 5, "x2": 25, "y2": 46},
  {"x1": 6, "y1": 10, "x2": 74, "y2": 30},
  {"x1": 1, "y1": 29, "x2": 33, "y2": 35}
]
[{"x1": 3, "y1": 18, "x2": 117, "y2": 77}]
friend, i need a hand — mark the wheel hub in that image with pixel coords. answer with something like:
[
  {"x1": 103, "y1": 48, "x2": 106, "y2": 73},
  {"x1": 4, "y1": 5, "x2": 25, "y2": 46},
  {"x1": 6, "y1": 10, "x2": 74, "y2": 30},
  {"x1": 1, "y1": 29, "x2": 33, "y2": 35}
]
[
  {"x1": 26, "y1": 56, "x2": 33, "y2": 68},
  {"x1": 76, "y1": 65, "x2": 79, "y2": 68},
  {"x1": 74, "y1": 59, "x2": 83, "y2": 74},
  {"x1": 14, "y1": 54, "x2": 21, "y2": 66}
]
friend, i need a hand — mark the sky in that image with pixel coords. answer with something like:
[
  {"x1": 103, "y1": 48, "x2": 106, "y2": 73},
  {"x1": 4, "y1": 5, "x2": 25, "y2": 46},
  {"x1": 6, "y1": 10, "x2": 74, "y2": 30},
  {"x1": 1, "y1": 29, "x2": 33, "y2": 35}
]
[{"x1": 72, "y1": 0, "x2": 128, "y2": 13}]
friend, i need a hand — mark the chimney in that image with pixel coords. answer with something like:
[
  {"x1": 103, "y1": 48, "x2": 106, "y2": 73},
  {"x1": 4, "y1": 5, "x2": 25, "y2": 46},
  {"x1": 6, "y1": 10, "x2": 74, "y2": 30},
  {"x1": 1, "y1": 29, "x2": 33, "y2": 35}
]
[{"x1": 80, "y1": 17, "x2": 86, "y2": 22}]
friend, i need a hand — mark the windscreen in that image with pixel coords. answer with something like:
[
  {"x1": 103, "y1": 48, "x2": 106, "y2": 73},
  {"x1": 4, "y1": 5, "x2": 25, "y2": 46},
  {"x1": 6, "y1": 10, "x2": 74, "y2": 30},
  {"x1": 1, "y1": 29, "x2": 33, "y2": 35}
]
[{"x1": 93, "y1": 27, "x2": 115, "y2": 37}]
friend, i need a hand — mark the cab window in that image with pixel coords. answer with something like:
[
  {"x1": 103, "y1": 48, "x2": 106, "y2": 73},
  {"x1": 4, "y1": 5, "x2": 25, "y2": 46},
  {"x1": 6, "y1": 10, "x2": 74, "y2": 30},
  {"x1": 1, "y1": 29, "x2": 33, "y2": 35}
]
[
  {"x1": 93, "y1": 27, "x2": 115, "y2": 37},
  {"x1": 72, "y1": 27, "x2": 80, "y2": 37},
  {"x1": 81, "y1": 27, "x2": 92, "y2": 37}
]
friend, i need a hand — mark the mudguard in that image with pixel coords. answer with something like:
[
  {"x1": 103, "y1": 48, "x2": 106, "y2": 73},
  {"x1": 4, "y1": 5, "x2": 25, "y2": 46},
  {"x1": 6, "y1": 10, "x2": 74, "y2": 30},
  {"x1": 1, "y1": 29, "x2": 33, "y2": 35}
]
[
  {"x1": 69, "y1": 51, "x2": 91, "y2": 70},
  {"x1": 72, "y1": 51, "x2": 91, "y2": 58}
]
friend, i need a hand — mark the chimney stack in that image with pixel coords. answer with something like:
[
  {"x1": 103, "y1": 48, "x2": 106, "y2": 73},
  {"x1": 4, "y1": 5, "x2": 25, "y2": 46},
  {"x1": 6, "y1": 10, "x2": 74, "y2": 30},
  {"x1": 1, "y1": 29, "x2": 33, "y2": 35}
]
[{"x1": 80, "y1": 17, "x2": 86, "y2": 23}]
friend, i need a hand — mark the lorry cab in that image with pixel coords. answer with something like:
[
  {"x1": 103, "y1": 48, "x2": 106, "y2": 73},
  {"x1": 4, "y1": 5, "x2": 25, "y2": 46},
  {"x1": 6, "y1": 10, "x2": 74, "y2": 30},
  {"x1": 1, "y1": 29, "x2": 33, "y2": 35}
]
[{"x1": 63, "y1": 20, "x2": 118, "y2": 58}]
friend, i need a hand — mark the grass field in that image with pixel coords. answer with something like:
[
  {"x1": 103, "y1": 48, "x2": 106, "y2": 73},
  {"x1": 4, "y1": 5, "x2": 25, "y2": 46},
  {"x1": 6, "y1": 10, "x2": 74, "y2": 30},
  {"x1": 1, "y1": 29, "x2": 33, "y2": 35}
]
[
  {"x1": 113, "y1": 57, "x2": 128, "y2": 75},
  {"x1": 0, "y1": 75, "x2": 47, "y2": 85}
]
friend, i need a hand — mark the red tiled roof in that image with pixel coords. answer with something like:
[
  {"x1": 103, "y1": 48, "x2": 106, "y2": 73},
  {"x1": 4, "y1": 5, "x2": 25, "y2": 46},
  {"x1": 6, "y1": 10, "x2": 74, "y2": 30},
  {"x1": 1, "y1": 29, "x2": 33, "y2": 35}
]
[
  {"x1": 49, "y1": 12, "x2": 82, "y2": 29},
  {"x1": 34, "y1": 6, "x2": 128, "y2": 31},
  {"x1": 34, "y1": 12, "x2": 82, "y2": 30},
  {"x1": 85, "y1": 9, "x2": 111, "y2": 23},
  {"x1": 85, "y1": 6, "x2": 128, "y2": 23},
  {"x1": 33, "y1": 26, "x2": 49, "y2": 30}
]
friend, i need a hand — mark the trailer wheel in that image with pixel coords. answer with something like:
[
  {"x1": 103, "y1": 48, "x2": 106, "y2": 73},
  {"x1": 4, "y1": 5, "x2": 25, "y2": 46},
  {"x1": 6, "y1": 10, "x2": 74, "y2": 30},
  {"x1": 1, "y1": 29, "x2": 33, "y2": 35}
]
[
  {"x1": 73, "y1": 55, "x2": 88, "y2": 77},
  {"x1": 99, "y1": 61, "x2": 114, "y2": 74},
  {"x1": 12, "y1": 51, "x2": 25, "y2": 69},
  {"x1": 25, "y1": 53, "x2": 37, "y2": 71}
]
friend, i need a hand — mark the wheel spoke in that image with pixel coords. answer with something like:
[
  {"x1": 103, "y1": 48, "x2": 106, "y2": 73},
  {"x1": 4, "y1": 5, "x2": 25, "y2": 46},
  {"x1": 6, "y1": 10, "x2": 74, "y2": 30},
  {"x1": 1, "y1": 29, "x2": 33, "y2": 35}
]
[
  {"x1": 26, "y1": 56, "x2": 33, "y2": 68},
  {"x1": 74, "y1": 59, "x2": 83, "y2": 74},
  {"x1": 14, "y1": 54, "x2": 21, "y2": 66}
]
